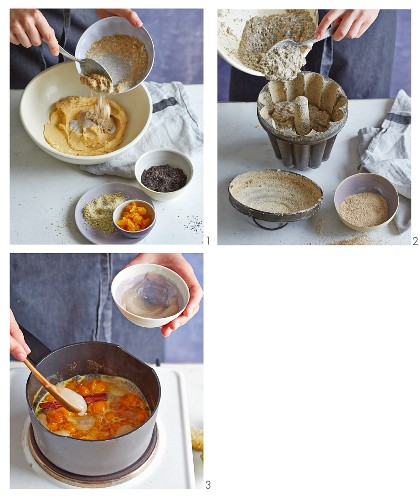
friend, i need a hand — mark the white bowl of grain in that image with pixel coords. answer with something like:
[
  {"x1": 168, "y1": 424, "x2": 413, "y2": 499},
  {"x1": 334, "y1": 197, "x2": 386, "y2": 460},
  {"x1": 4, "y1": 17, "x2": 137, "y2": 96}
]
[
  {"x1": 334, "y1": 173, "x2": 399, "y2": 232},
  {"x1": 75, "y1": 17, "x2": 154, "y2": 93},
  {"x1": 20, "y1": 62, "x2": 152, "y2": 165}
]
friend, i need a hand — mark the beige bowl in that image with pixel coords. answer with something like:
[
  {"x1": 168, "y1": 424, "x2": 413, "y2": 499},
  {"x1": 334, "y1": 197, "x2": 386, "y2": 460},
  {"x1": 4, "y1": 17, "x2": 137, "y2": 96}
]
[
  {"x1": 111, "y1": 264, "x2": 190, "y2": 328},
  {"x1": 20, "y1": 62, "x2": 152, "y2": 165}
]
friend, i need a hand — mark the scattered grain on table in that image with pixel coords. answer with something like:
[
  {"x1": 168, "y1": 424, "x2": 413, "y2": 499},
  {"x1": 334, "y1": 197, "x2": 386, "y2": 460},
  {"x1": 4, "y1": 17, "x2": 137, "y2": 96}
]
[
  {"x1": 316, "y1": 216, "x2": 325, "y2": 236},
  {"x1": 328, "y1": 235, "x2": 380, "y2": 245},
  {"x1": 184, "y1": 215, "x2": 203, "y2": 234}
]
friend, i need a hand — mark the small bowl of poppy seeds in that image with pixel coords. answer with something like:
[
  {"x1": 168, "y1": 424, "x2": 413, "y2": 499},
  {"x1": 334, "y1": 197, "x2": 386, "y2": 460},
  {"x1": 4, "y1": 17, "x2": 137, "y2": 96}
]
[{"x1": 135, "y1": 148, "x2": 193, "y2": 201}]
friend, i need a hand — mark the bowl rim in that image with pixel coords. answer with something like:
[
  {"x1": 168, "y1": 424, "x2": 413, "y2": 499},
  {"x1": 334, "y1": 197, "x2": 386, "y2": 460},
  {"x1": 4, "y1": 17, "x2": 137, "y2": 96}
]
[
  {"x1": 112, "y1": 199, "x2": 156, "y2": 235},
  {"x1": 134, "y1": 148, "x2": 194, "y2": 195},
  {"x1": 333, "y1": 172, "x2": 399, "y2": 230},
  {"x1": 111, "y1": 263, "x2": 190, "y2": 321},
  {"x1": 19, "y1": 62, "x2": 153, "y2": 161},
  {"x1": 75, "y1": 17, "x2": 155, "y2": 93}
]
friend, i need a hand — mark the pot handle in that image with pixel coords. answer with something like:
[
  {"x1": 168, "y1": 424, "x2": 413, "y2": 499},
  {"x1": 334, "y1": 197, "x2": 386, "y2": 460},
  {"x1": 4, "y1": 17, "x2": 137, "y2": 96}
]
[{"x1": 18, "y1": 324, "x2": 52, "y2": 365}]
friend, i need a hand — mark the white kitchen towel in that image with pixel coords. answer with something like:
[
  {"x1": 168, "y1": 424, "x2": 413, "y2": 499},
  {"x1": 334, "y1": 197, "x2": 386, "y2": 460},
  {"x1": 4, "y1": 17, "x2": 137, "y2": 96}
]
[
  {"x1": 357, "y1": 89, "x2": 411, "y2": 233},
  {"x1": 80, "y1": 81, "x2": 203, "y2": 178}
]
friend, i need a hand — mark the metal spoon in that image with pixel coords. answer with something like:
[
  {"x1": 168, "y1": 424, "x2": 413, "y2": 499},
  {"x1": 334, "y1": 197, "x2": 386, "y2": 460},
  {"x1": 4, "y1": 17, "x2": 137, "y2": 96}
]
[
  {"x1": 23, "y1": 358, "x2": 87, "y2": 415},
  {"x1": 266, "y1": 26, "x2": 335, "y2": 57},
  {"x1": 57, "y1": 44, "x2": 113, "y2": 83}
]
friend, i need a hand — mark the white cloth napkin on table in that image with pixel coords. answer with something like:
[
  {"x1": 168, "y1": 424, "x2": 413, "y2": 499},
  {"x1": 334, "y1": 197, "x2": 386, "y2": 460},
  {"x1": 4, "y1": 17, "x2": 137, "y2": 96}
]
[
  {"x1": 79, "y1": 81, "x2": 203, "y2": 178},
  {"x1": 357, "y1": 89, "x2": 411, "y2": 233}
]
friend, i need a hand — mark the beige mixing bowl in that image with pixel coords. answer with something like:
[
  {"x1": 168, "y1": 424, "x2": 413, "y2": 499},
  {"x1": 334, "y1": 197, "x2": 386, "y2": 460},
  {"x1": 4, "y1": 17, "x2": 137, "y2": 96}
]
[{"x1": 20, "y1": 62, "x2": 152, "y2": 165}]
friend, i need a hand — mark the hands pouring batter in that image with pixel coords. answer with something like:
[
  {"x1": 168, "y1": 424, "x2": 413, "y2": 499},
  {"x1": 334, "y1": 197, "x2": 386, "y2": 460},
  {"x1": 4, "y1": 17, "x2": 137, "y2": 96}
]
[
  {"x1": 10, "y1": 9, "x2": 142, "y2": 56},
  {"x1": 228, "y1": 9, "x2": 395, "y2": 101}
]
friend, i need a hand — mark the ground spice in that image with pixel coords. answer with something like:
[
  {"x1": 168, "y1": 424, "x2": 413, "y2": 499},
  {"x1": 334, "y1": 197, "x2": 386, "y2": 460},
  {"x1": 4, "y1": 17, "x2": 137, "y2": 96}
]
[
  {"x1": 339, "y1": 192, "x2": 389, "y2": 227},
  {"x1": 82, "y1": 192, "x2": 127, "y2": 233},
  {"x1": 141, "y1": 165, "x2": 187, "y2": 193}
]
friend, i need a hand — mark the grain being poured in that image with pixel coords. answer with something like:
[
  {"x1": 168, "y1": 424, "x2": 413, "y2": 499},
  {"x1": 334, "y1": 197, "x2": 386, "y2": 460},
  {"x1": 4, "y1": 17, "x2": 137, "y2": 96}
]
[
  {"x1": 261, "y1": 43, "x2": 311, "y2": 82},
  {"x1": 229, "y1": 170, "x2": 322, "y2": 214},
  {"x1": 82, "y1": 34, "x2": 148, "y2": 93}
]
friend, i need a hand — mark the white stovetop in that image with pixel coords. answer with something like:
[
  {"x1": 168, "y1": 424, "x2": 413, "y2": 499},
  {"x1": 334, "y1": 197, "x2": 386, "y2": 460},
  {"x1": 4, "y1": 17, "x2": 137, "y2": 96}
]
[
  {"x1": 10, "y1": 363, "x2": 198, "y2": 489},
  {"x1": 218, "y1": 99, "x2": 410, "y2": 245}
]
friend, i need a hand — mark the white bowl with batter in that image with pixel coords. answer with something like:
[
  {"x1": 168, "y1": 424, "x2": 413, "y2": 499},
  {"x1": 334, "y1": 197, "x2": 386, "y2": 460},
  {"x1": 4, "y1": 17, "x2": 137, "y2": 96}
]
[
  {"x1": 217, "y1": 9, "x2": 318, "y2": 76},
  {"x1": 20, "y1": 62, "x2": 152, "y2": 165},
  {"x1": 111, "y1": 264, "x2": 190, "y2": 328}
]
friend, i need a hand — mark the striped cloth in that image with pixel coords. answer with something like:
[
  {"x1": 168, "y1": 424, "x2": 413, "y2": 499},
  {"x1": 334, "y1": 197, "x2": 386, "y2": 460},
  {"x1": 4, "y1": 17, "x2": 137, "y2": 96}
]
[{"x1": 358, "y1": 89, "x2": 411, "y2": 233}]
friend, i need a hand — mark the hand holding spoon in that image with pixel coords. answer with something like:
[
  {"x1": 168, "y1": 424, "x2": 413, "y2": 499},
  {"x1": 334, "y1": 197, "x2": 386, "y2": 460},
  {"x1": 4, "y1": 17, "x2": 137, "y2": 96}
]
[
  {"x1": 23, "y1": 358, "x2": 87, "y2": 416},
  {"x1": 266, "y1": 26, "x2": 335, "y2": 58},
  {"x1": 56, "y1": 44, "x2": 113, "y2": 83}
]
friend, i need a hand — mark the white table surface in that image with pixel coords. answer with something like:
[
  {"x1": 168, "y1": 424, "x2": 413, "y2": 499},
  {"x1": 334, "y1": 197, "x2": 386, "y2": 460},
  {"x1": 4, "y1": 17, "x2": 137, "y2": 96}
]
[
  {"x1": 165, "y1": 363, "x2": 204, "y2": 488},
  {"x1": 218, "y1": 99, "x2": 410, "y2": 245},
  {"x1": 10, "y1": 361, "x2": 203, "y2": 488},
  {"x1": 10, "y1": 85, "x2": 203, "y2": 245}
]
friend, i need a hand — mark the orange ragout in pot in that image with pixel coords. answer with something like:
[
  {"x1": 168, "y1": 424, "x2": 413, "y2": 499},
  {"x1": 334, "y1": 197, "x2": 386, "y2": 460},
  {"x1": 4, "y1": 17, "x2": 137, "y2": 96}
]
[{"x1": 34, "y1": 374, "x2": 151, "y2": 440}]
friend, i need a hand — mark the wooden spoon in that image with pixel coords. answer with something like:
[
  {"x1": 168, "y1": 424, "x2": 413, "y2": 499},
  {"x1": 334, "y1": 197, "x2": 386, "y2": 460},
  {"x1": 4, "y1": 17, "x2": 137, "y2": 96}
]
[{"x1": 23, "y1": 358, "x2": 87, "y2": 415}]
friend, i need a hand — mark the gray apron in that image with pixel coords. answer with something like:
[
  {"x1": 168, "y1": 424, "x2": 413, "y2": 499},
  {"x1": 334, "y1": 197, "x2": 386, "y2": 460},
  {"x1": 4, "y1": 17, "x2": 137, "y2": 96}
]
[
  {"x1": 10, "y1": 9, "x2": 99, "y2": 89},
  {"x1": 229, "y1": 9, "x2": 397, "y2": 100},
  {"x1": 10, "y1": 254, "x2": 164, "y2": 362}
]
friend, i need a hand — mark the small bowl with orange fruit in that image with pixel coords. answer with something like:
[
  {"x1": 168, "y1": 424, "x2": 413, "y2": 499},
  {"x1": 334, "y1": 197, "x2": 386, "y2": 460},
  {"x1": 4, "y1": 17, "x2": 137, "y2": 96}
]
[{"x1": 112, "y1": 199, "x2": 156, "y2": 240}]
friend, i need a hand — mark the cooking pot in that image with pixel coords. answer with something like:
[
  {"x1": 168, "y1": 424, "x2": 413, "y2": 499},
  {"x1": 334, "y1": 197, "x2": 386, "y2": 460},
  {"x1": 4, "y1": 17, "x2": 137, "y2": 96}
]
[{"x1": 21, "y1": 325, "x2": 161, "y2": 476}]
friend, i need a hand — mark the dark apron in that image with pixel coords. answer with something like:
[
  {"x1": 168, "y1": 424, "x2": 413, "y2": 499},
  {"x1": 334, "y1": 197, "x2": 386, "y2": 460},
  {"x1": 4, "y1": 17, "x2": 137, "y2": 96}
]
[
  {"x1": 10, "y1": 254, "x2": 164, "y2": 362},
  {"x1": 229, "y1": 9, "x2": 397, "y2": 101},
  {"x1": 10, "y1": 9, "x2": 99, "y2": 89}
]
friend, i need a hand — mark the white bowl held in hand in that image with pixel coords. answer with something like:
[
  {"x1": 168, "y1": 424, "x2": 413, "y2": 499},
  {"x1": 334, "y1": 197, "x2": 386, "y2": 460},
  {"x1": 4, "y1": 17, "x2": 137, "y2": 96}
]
[
  {"x1": 111, "y1": 264, "x2": 190, "y2": 328},
  {"x1": 75, "y1": 17, "x2": 155, "y2": 93},
  {"x1": 20, "y1": 62, "x2": 152, "y2": 165}
]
